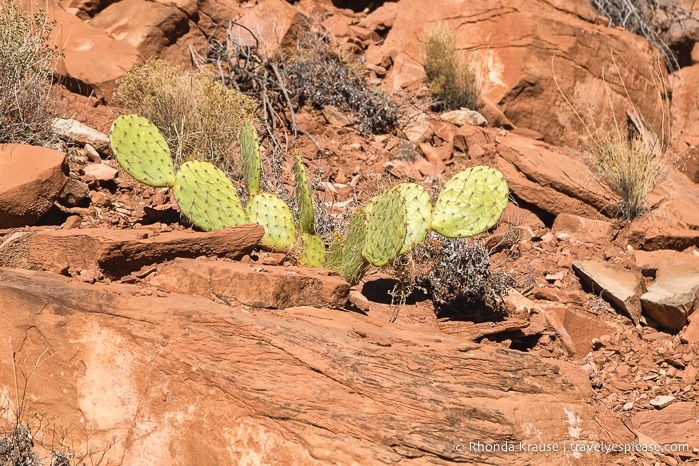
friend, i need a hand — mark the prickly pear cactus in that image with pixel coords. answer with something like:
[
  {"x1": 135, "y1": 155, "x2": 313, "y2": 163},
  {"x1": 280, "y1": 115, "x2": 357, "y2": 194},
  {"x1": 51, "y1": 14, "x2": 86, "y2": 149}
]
[
  {"x1": 247, "y1": 193, "x2": 296, "y2": 252},
  {"x1": 239, "y1": 120, "x2": 261, "y2": 196},
  {"x1": 341, "y1": 208, "x2": 370, "y2": 285},
  {"x1": 173, "y1": 160, "x2": 247, "y2": 231},
  {"x1": 324, "y1": 234, "x2": 344, "y2": 272},
  {"x1": 362, "y1": 189, "x2": 407, "y2": 267},
  {"x1": 297, "y1": 232, "x2": 326, "y2": 268},
  {"x1": 393, "y1": 183, "x2": 432, "y2": 255},
  {"x1": 109, "y1": 114, "x2": 176, "y2": 187},
  {"x1": 431, "y1": 166, "x2": 509, "y2": 238},
  {"x1": 293, "y1": 152, "x2": 315, "y2": 235}
]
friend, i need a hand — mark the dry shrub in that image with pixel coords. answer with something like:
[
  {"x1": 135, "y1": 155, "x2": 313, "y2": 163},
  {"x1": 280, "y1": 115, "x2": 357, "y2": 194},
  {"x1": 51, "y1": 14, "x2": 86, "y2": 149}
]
[
  {"x1": 0, "y1": 0, "x2": 61, "y2": 145},
  {"x1": 115, "y1": 59, "x2": 259, "y2": 173},
  {"x1": 284, "y1": 27, "x2": 399, "y2": 137},
  {"x1": 411, "y1": 233, "x2": 515, "y2": 312},
  {"x1": 422, "y1": 24, "x2": 481, "y2": 111}
]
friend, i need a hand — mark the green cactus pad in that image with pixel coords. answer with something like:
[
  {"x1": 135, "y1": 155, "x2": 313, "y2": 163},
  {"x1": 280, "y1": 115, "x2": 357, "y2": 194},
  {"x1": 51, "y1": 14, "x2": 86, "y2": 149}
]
[
  {"x1": 246, "y1": 193, "x2": 296, "y2": 252},
  {"x1": 173, "y1": 161, "x2": 247, "y2": 231},
  {"x1": 362, "y1": 189, "x2": 407, "y2": 267},
  {"x1": 239, "y1": 120, "x2": 261, "y2": 196},
  {"x1": 341, "y1": 208, "x2": 370, "y2": 285},
  {"x1": 393, "y1": 183, "x2": 432, "y2": 255},
  {"x1": 293, "y1": 152, "x2": 315, "y2": 235},
  {"x1": 109, "y1": 114, "x2": 176, "y2": 187},
  {"x1": 297, "y1": 232, "x2": 325, "y2": 268},
  {"x1": 324, "y1": 234, "x2": 344, "y2": 272},
  {"x1": 431, "y1": 166, "x2": 509, "y2": 238}
]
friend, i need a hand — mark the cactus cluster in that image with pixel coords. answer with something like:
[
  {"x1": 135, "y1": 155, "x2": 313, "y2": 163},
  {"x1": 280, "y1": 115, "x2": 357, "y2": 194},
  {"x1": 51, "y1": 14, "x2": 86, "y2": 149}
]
[
  {"x1": 110, "y1": 114, "x2": 328, "y2": 263},
  {"x1": 326, "y1": 167, "x2": 509, "y2": 285},
  {"x1": 110, "y1": 114, "x2": 510, "y2": 285}
]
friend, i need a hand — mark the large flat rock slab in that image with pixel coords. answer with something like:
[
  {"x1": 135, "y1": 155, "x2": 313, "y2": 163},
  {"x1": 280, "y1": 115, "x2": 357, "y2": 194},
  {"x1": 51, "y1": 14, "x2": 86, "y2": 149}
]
[
  {"x1": 0, "y1": 144, "x2": 68, "y2": 228},
  {"x1": 0, "y1": 225, "x2": 263, "y2": 278},
  {"x1": 0, "y1": 267, "x2": 602, "y2": 465},
  {"x1": 149, "y1": 257, "x2": 350, "y2": 309}
]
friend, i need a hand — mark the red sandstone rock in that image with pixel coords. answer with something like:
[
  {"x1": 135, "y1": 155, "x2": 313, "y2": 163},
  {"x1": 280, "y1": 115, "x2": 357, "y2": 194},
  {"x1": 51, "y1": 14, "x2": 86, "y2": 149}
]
[
  {"x1": 552, "y1": 214, "x2": 613, "y2": 243},
  {"x1": 89, "y1": 0, "x2": 191, "y2": 61},
  {"x1": 149, "y1": 257, "x2": 350, "y2": 309},
  {"x1": 0, "y1": 144, "x2": 68, "y2": 228},
  {"x1": 18, "y1": 0, "x2": 142, "y2": 101},
  {"x1": 495, "y1": 134, "x2": 618, "y2": 218},
  {"x1": 572, "y1": 258, "x2": 646, "y2": 325},
  {"x1": 374, "y1": 0, "x2": 667, "y2": 148},
  {"x1": 0, "y1": 267, "x2": 603, "y2": 465},
  {"x1": 0, "y1": 225, "x2": 263, "y2": 278}
]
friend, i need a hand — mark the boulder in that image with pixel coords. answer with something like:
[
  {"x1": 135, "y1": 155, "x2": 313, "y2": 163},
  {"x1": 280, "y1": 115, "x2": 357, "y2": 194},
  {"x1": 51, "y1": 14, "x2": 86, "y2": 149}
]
[
  {"x1": 149, "y1": 257, "x2": 350, "y2": 309},
  {"x1": 440, "y1": 110, "x2": 488, "y2": 127},
  {"x1": 624, "y1": 220, "x2": 699, "y2": 251},
  {"x1": 57, "y1": 176, "x2": 91, "y2": 207},
  {"x1": 0, "y1": 267, "x2": 603, "y2": 464},
  {"x1": 572, "y1": 258, "x2": 645, "y2": 324},
  {"x1": 373, "y1": 0, "x2": 668, "y2": 148},
  {"x1": 81, "y1": 162, "x2": 118, "y2": 182},
  {"x1": 18, "y1": 0, "x2": 142, "y2": 101},
  {"x1": 669, "y1": 64, "x2": 699, "y2": 179},
  {"x1": 495, "y1": 134, "x2": 618, "y2": 218},
  {"x1": 641, "y1": 265, "x2": 699, "y2": 331},
  {"x1": 235, "y1": 0, "x2": 304, "y2": 53},
  {"x1": 649, "y1": 168, "x2": 699, "y2": 229},
  {"x1": 683, "y1": 311, "x2": 699, "y2": 345},
  {"x1": 89, "y1": 0, "x2": 191, "y2": 61},
  {"x1": 0, "y1": 225, "x2": 263, "y2": 278},
  {"x1": 0, "y1": 144, "x2": 68, "y2": 228}
]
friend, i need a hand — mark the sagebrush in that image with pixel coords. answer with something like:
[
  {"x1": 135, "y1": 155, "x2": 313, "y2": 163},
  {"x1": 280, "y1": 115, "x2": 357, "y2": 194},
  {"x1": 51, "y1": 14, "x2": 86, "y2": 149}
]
[
  {"x1": 422, "y1": 25, "x2": 481, "y2": 111},
  {"x1": 0, "y1": 0, "x2": 61, "y2": 145},
  {"x1": 115, "y1": 59, "x2": 259, "y2": 174}
]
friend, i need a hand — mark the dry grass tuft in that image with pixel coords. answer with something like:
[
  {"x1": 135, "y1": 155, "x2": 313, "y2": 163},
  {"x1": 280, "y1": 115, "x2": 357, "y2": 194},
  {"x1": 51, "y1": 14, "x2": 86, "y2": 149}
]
[
  {"x1": 0, "y1": 0, "x2": 61, "y2": 145},
  {"x1": 553, "y1": 54, "x2": 668, "y2": 220},
  {"x1": 115, "y1": 59, "x2": 259, "y2": 174},
  {"x1": 422, "y1": 24, "x2": 481, "y2": 111},
  {"x1": 592, "y1": 122, "x2": 664, "y2": 219}
]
